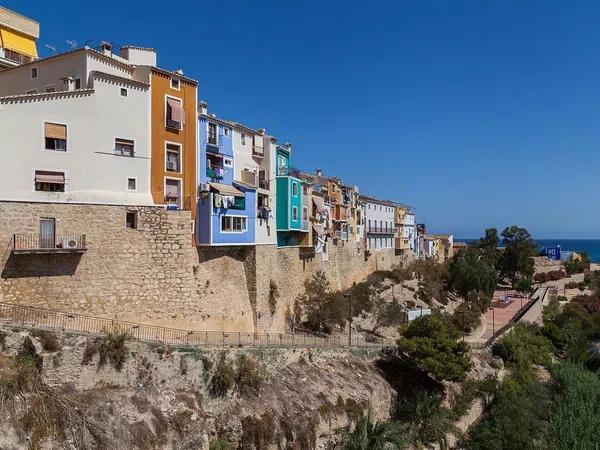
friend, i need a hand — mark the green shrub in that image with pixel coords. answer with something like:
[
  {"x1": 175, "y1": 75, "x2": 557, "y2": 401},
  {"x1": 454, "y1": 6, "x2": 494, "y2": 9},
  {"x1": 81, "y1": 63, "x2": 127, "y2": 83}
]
[
  {"x1": 451, "y1": 303, "x2": 481, "y2": 333},
  {"x1": 30, "y1": 329, "x2": 61, "y2": 352},
  {"x1": 491, "y1": 324, "x2": 553, "y2": 369},
  {"x1": 268, "y1": 280, "x2": 279, "y2": 316},
  {"x1": 235, "y1": 354, "x2": 264, "y2": 393},
  {"x1": 397, "y1": 314, "x2": 471, "y2": 382},
  {"x1": 342, "y1": 410, "x2": 407, "y2": 450},
  {"x1": 209, "y1": 352, "x2": 235, "y2": 397}
]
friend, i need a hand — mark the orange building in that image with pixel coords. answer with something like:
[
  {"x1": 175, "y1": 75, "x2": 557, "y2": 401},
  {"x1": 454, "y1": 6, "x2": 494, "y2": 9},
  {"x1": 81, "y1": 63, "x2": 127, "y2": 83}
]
[{"x1": 148, "y1": 67, "x2": 198, "y2": 226}]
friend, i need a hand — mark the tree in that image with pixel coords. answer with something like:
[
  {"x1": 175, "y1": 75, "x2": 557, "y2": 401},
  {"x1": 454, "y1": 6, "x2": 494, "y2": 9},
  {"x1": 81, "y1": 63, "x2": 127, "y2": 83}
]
[
  {"x1": 297, "y1": 270, "x2": 332, "y2": 332},
  {"x1": 473, "y1": 228, "x2": 502, "y2": 269},
  {"x1": 372, "y1": 299, "x2": 406, "y2": 332},
  {"x1": 396, "y1": 315, "x2": 471, "y2": 382},
  {"x1": 515, "y1": 276, "x2": 533, "y2": 298},
  {"x1": 448, "y1": 247, "x2": 497, "y2": 299},
  {"x1": 343, "y1": 411, "x2": 407, "y2": 450},
  {"x1": 451, "y1": 303, "x2": 481, "y2": 333},
  {"x1": 499, "y1": 226, "x2": 537, "y2": 287}
]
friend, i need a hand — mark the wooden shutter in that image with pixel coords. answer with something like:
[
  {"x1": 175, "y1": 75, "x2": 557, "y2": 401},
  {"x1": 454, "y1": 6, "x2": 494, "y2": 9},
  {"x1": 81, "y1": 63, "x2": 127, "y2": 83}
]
[{"x1": 45, "y1": 123, "x2": 66, "y2": 140}]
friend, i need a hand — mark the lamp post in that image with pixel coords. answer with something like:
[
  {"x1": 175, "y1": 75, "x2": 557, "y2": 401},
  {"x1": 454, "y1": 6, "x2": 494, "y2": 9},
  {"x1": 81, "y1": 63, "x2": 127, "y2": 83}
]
[{"x1": 344, "y1": 292, "x2": 352, "y2": 347}]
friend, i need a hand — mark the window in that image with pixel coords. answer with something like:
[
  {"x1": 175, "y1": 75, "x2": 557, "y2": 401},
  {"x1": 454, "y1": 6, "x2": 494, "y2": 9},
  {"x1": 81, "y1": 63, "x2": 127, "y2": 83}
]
[
  {"x1": 241, "y1": 133, "x2": 246, "y2": 145},
  {"x1": 208, "y1": 122, "x2": 217, "y2": 145},
  {"x1": 165, "y1": 178, "x2": 181, "y2": 208},
  {"x1": 292, "y1": 182, "x2": 298, "y2": 197},
  {"x1": 292, "y1": 207, "x2": 298, "y2": 221},
  {"x1": 45, "y1": 85, "x2": 56, "y2": 93},
  {"x1": 224, "y1": 127, "x2": 230, "y2": 136},
  {"x1": 224, "y1": 158, "x2": 233, "y2": 168},
  {"x1": 166, "y1": 143, "x2": 181, "y2": 172},
  {"x1": 44, "y1": 123, "x2": 67, "y2": 151},
  {"x1": 126, "y1": 212, "x2": 137, "y2": 229},
  {"x1": 302, "y1": 207, "x2": 308, "y2": 221},
  {"x1": 166, "y1": 97, "x2": 183, "y2": 129},
  {"x1": 127, "y1": 178, "x2": 136, "y2": 190},
  {"x1": 303, "y1": 185, "x2": 308, "y2": 195},
  {"x1": 121, "y1": 88, "x2": 128, "y2": 97},
  {"x1": 27, "y1": 89, "x2": 36, "y2": 94},
  {"x1": 221, "y1": 216, "x2": 247, "y2": 232},
  {"x1": 170, "y1": 78, "x2": 180, "y2": 90},
  {"x1": 75, "y1": 78, "x2": 81, "y2": 89},
  {"x1": 114, "y1": 138, "x2": 135, "y2": 157},
  {"x1": 35, "y1": 170, "x2": 65, "y2": 192},
  {"x1": 31, "y1": 67, "x2": 37, "y2": 79}
]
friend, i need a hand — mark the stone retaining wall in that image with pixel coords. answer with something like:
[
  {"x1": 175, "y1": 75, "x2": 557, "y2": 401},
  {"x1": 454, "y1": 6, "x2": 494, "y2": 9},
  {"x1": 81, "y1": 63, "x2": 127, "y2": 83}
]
[{"x1": 0, "y1": 201, "x2": 406, "y2": 333}]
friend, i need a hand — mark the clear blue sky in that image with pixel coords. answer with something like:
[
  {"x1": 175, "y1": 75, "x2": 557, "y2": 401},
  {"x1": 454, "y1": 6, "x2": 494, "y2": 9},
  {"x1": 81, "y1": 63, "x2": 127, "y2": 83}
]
[{"x1": 8, "y1": 1, "x2": 600, "y2": 238}]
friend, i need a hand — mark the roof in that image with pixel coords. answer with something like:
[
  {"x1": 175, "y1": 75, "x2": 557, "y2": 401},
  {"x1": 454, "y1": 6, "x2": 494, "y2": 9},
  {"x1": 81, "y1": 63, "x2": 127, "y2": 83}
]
[
  {"x1": 199, "y1": 113, "x2": 234, "y2": 128},
  {"x1": 151, "y1": 66, "x2": 197, "y2": 86},
  {"x1": 358, "y1": 194, "x2": 396, "y2": 207},
  {"x1": 0, "y1": 89, "x2": 94, "y2": 103},
  {"x1": 209, "y1": 182, "x2": 244, "y2": 197},
  {"x1": 120, "y1": 45, "x2": 156, "y2": 52},
  {"x1": 233, "y1": 180, "x2": 257, "y2": 190},
  {"x1": 91, "y1": 71, "x2": 150, "y2": 89}
]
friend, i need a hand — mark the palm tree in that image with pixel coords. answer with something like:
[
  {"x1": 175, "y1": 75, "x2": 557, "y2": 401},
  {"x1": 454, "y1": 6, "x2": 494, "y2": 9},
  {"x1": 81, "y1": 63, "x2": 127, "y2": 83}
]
[
  {"x1": 408, "y1": 392, "x2": 461, "y2": 450},
  {"x1": 343, "y1": 410, "x2": 407, "y2": 450}
]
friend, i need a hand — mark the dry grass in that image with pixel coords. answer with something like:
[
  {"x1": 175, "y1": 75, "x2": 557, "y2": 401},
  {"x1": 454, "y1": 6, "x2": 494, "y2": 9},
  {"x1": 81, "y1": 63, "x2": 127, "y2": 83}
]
[
  {"x1": 82, "y1": 331, "x2": 130, "y2": 372},
  {"x1": 30, "y1": 329, "x2": 62, "y2": 352}
]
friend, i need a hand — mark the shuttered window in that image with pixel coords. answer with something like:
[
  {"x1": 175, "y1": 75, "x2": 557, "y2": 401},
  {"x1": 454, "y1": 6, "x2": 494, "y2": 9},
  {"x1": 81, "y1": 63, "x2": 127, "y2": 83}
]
[
  {"x1": 44, "y1": 122, "x2": 67, "y2": 151},
  {"x1": 35, "y1": 170, "x2": 65, "y2": 192},
  {"x1": 114, "y1": 138, "x2": 135, "y2": 157}
]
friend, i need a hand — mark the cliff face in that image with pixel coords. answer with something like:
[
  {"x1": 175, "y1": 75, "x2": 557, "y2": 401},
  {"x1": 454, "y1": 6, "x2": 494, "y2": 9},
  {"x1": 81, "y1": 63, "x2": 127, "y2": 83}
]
[{"x1": 0, "y1": 327, "x2": 395, "y2": 449}]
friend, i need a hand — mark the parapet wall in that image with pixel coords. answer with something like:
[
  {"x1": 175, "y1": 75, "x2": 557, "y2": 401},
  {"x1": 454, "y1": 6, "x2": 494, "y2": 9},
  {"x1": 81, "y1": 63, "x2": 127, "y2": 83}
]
[{"x1": 0, "y1": 201, "x2": 405, "y2": 333}]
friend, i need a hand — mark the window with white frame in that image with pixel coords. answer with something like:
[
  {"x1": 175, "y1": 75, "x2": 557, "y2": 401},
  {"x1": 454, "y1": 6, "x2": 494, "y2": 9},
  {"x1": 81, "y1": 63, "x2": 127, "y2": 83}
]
[
  {"x1": 224, "y1": 157, "x2": 233, "y2": 168},
  {"x1": 114, "y1": 138, "x2": 135, "y2": 157},
  {"x1": 127, "y1": 178, "x2": 136, "y2": 190},
  {"x1": 44, "y1": 123, "x2": 67, "y2": 151},
  {"x1": 166, "y1": 97, "x2": 183, "y2": 130},
  {"x1": 224, "y1": 127, "x2": 230, "y2": 136},
  {"x1": 166, "y1": 143, "x2": 181, "y2": 172},
  {"x1": 208, "y1": 122, "x2": 217, "y2": 144},
  {"x1": 292, "y1": 182, "x2": 298, "y2": 197},
  {"x1": 170, "y1": 77, "x2": 180, "y2": 90},
  {"x1": 292, "y1": 206, "x2": 298, "y2": 221},
  {"x1": 241, "y1": 133, "x2": 246, "y2": 145},
  {"x1": 221, "y1": 216, "x2": 247, "y2": 232},
  {"x1": 302, "y1": 207, "x2": 308, "y2": 221}
]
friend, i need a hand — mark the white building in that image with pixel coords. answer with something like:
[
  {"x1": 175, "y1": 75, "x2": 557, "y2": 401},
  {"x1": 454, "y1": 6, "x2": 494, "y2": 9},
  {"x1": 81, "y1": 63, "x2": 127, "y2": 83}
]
[
  {"x1": 361, "y1": 195, "x2": 396, "y2": 251},
  {"x1": 0, "y1": 47, "x2": 155, "y2": 205},
  {"x1": 403, "y1": 210, "x2": 416, "y2": 254}
]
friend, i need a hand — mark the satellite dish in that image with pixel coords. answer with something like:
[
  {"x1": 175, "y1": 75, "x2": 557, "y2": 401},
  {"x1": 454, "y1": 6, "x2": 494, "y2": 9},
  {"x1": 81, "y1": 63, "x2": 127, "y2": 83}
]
[{"x1": 44, "y1": 44, "x2": 57, "y2": 54}]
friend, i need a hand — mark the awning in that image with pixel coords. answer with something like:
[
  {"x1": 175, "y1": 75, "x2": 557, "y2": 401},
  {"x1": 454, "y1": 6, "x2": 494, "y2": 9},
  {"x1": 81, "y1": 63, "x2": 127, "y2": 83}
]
[
  {"x1": 35, "y1": 172, "x2": 64, "y2": 184},
  {"x1": 312, "y1": 196, "x2": 326, "y2": 213},
  {"x1": 209, "y1": 182, "x2": 244, "y2": 197},
  {"x1": 167, "y1": 97, "x2": 183, "y2": 123},
  {"x1": 44, "y1": 123, "x2": 66, "y2": 140},
  {"x1": 313, "y1": 224, "x2": 326, "y2": 237},
  {"x1": 0, "y1": 28, "x2": 37, "y2": 58}
]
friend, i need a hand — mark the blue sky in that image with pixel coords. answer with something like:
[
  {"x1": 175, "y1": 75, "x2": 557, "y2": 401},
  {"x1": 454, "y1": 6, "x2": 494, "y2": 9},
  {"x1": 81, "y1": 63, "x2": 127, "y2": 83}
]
[{"x1": 8, "y1": 1, "x2": 600, "y2": 238}]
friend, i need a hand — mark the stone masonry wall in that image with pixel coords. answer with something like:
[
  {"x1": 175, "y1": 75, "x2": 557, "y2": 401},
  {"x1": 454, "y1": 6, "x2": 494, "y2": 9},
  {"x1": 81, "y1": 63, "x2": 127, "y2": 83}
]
[{"x1": 0, "y1": 201, "x2": 405, "y2": 333}]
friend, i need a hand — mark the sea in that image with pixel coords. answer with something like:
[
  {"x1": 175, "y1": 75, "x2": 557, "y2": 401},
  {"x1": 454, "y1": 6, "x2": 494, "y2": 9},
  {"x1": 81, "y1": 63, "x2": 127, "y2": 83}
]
[{"x1": 457, "y1": 239, "x2": 600, "y2": 263}]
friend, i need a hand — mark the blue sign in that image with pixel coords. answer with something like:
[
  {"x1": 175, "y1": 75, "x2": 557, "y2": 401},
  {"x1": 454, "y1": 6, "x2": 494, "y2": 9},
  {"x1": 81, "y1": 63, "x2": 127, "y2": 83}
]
[{"x1": 543, "y1": 246, "x2": 561, "y2": 261}]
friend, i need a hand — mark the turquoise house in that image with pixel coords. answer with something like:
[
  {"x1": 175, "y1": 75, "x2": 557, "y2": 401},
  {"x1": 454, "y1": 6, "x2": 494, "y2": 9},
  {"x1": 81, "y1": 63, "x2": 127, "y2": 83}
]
[{"x1": 275, "y1": 144, "x2": 309, "y2": 247}]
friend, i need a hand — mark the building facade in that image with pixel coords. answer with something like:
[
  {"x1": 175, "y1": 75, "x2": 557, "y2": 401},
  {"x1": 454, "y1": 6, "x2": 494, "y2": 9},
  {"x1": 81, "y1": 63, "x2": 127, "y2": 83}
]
[
  {"x1": 0, "y1": 7, "x2": 38, "y2": 70},
  {"x1": 196, "y1": 111, "x2": 256, "y2": 246},
  {"x1": 275, "y1": 144, "x2": 309, "y2": 247},
  {"x1": 362, "y1": 195, "x2": 396, "y2": 251}
]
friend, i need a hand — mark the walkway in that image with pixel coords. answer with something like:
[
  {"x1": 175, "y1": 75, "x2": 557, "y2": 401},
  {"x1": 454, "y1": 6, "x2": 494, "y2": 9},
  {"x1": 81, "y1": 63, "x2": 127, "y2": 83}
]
[{"x1": 0, "y1": 302, "x2": 395, "y2": 350}]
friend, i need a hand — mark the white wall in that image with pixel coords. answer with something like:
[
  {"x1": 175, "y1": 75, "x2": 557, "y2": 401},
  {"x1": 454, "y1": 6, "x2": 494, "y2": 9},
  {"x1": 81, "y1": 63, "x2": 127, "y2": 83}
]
[
  {"x1": 364, "y1": 200, "x2": 395, "y2": 250},
  {"x1": 232, "y1": 128, "x2": 259, "y2": 183},
  {"x1": 0, "y1": 78, "x2": 152, "y2": 205},
  {"x1": 255, "y1": 135, "x2": 277, "y2": 245}
]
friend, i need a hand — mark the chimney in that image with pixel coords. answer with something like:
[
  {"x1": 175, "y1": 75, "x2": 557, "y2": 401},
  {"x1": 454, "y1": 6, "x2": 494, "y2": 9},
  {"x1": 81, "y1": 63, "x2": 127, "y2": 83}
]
[
  {"x1": 258, "y1": 128, "x2": 266, "y2": 135},
  {"x1": 316, "y1": 169, "x2": 322, "y2": 177},
  {"x1": 199, "y1": 101, "x2": 208, "y2": 115},
  {"x1": 100, "y1": 41, "x2": 113, "y2": 56},
  {"x1": 284, "y1": 142, "x2": 292, "y2": 152}
]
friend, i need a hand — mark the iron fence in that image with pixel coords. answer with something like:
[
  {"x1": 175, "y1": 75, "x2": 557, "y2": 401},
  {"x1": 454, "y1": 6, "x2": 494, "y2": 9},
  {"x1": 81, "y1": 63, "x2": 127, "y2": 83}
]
[{"x1": 0, "y1": 302, "x2": 395, "y2": 349}]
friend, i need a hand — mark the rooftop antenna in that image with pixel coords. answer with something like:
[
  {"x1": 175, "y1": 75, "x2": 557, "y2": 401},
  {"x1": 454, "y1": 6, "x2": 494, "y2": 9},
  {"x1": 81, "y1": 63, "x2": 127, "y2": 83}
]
[
  {"x1": 44, "y1": 44, "x2": 57, "y2": 54},
  {"x1": 66, "y1": 40, "x2": 77, "y2": 50}
]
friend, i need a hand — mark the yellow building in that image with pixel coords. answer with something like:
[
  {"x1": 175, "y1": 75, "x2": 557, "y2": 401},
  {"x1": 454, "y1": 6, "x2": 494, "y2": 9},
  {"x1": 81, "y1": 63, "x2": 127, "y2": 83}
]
[{"x1": 0, "y1": 6, "x2": 38, "y2": 70}]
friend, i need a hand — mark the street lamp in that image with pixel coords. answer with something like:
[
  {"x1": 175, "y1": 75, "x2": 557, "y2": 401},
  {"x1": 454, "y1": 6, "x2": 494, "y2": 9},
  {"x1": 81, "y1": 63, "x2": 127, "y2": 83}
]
[{"x1": 344, "y1": 292, "x2": 352, "y2": 347}]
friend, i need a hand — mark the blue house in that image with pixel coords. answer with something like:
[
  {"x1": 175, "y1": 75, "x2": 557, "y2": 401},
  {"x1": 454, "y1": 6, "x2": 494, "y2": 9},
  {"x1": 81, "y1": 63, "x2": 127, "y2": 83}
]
[{"x1": 196, "y1": 110, "x2": 256, "y2": 246}]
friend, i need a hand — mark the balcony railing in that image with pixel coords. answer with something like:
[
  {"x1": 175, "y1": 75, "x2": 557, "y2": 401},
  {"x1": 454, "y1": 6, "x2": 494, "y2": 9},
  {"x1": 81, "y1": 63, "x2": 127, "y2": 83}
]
[
  {"x1": 13, "y1": 233, "x2": 87, "y2": 254},
  {"x1": 367, "y1": 226, "x2": 397, "y2": 234},
  {"x1": 276, "y1": 166, "x2": 302, "y2": 178},
  {"x1": 334, "y1": 231, "x2": 349, "y2": 241}
]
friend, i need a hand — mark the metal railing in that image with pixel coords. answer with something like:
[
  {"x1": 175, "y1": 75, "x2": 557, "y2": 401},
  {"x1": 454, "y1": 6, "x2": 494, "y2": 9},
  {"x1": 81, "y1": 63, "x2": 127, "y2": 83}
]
[
  {"x1": 0, "y1": 302, "x2": 396, "y2": 349},
  {"x1": 276, "y1": 166, "x2": 302, "y2": 178},
  {"x1": 367, "y1": 226, "x2": 397, "y2": 234},
  {"x1": 13, "y1": 233, "x2": 86, "y2": 253}
]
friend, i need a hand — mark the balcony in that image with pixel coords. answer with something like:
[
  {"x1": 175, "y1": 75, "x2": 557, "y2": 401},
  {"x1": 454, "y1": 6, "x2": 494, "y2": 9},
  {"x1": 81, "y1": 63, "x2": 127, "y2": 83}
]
[
  {"x1": 13, "y1": 233, "x2": 87, "y2": 254},
  {"x1": 276, "y1": 166, "x2": 302, "y2": 178},
  {"x1": 367, "y1": 226, "x2": 397, "y2": 235},
  {"x1": 252, "y1": 146, "x2": 264, "y2": 158},
  {"x1": 334, "y1": 230, "x2": 349, "y2": 241},
  {"x1": 206, "y1": 167, "x2": 224, "y2": 179}
]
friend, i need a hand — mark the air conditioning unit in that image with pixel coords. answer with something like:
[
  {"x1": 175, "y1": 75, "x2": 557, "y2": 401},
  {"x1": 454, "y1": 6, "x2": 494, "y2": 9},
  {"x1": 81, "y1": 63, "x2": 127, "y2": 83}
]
[
  {"x1": 199, "y1": 183, "x2": 210, "y2": 192},
  {"x1": 166, "y1": 161, "x2": 177, "y2": 171},
  {"x1": 62, "y1": 237, "x2": 78, "y2": 249}
]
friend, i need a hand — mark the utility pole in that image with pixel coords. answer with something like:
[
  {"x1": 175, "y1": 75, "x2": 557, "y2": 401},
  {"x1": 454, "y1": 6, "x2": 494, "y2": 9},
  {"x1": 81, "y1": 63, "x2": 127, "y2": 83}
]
[{"x1": 344, "y1": 292, "x2": 352, "y2": 347}]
